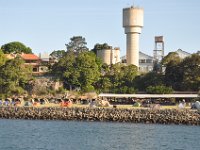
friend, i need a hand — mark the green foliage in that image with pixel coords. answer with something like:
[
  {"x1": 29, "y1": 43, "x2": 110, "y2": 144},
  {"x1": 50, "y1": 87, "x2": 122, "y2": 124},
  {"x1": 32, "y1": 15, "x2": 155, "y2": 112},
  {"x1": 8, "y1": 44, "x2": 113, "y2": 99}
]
[
  {"x1": 181, "y1": 54, "x2": 200, "y2": 91},
  {"x1": 161, "y1": 52, "x2": 181, "y2": 65},
  {"x1": 1, "y1": 41, "x2": 32, "y2": 54},
  {"x1": 50, "y1": 50, "x2": 66, "y2": 60},
  {"x1": 95, "y1": 76, "x2": 112, "y2": 93},
  {"x1": 118, "y1": 86, "x2": 137, "y2": 94},
  {"x1": 164, "y1": 61, "x2": 183, "y2": 90},
  {"x1": 91, "y1": 43, "x2": 112, "y2": 54},
  {"x1": 134, "y1": 72, "x2": 164, "y2": 91},
  {"x1": 146, "y1": 85, "x2": 173, "y2": 94},
  {"x1": 66, "y1": 36, "x2": 88, "y2": 53},
  {"x1": 96, "y1": 63, "x2": 138, "y2": 93},
  {"x1": 0, "y1": 57, "x2": 32, "y2": 97},
  {"x1": 165, "y1": 54, "x2": 200, "y2": 91},
  {"x1": 0, "y1": 49, "x2": 7, "y2": 67},
  {"x1": 52, "y1": 51, "x2": 101, "y2": 92}
]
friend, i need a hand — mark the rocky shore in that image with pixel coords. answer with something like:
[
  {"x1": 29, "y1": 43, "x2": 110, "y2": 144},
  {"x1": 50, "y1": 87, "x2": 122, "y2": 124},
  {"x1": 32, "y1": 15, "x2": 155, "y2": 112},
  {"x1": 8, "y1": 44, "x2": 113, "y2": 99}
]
[{"x1": 0, "y1": 107, "x2": 199, "y2": 125}]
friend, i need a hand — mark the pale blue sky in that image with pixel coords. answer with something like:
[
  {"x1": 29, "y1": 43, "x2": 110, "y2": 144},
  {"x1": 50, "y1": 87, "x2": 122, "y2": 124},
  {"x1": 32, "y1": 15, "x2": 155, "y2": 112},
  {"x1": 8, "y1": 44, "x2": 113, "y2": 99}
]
[{"x1": 0, "y1": 0, "x2": 200, "y2": 56}]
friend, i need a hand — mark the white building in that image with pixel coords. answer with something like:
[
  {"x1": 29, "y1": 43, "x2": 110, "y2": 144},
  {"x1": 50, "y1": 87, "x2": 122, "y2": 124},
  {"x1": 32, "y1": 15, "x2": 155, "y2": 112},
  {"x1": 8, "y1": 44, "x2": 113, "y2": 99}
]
[
  {"x1": 175, "y1": 49, "x2": 191, "y2": 59},
  {"x1": 121, "y1": 51, "x2": 154, "y2": 72},
  {"x1": 139, "y1": 52, "x2": 154, "y2": 72}
]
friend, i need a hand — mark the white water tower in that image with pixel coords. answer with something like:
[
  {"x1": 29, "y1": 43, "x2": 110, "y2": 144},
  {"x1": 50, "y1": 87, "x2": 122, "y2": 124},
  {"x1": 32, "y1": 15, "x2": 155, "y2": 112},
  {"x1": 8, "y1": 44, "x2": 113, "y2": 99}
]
[{"x1": 123, "y1": 6, "x2": 144, "y2": 67}]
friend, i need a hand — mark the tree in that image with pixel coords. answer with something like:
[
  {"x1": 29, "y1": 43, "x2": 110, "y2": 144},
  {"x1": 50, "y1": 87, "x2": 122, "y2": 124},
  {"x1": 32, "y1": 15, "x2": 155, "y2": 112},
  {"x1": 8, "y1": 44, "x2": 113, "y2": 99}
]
[
  {"x1": 100, "y1": 63, "x2": 138, "y2": 93},
  {"x1": 50, "y1": 50, "x2": 66, "y2": 60},
  {"x1": 51, "y1": 51, "x2": 101, "y2": 92},
  {"x1": 0, "y1": 49, "x2": 7, "y2": 67},
  {"x1": 161, "y1": 52, "x2": 181, "y2": 66},
  {"x1": 134, "y1": 72, "x2": 164, "y2": 91},
  {"x1": 65, "y1": 36, "x2": 88, "y2": 53},
  {"x1": 121, "y1": 65, "x2": 138, "y2": 86},
  {"x1": 164, "y1": 61, "x2": 183, "y2": 90},
  {"x1": 0, "y1": 56, "x2": 33, "y2": 97},
  {"x1": 163, "y1": 52, "x2": 183, "y2": 90},
  {"x1": 164, "y1": 53, "x2": 200, "y2": 91},
  {"x1": 1, "y1": 41, "x2": 32, "y2": 54},
  {"x1": 91, "y1": 43, "x2": 112, "y2": 55},
  {"x1": 181, "y1": 54, "x2": 200, "y2": 91},
  {"x1": 51, "y1": 51, "x2": 76, "y2": 82},
  {"x1": 76, "y1": 52, "x2": 101, "y2": 92},
  {"x1": 95, "y1": 76, "x2": 112, "y2": 93}
]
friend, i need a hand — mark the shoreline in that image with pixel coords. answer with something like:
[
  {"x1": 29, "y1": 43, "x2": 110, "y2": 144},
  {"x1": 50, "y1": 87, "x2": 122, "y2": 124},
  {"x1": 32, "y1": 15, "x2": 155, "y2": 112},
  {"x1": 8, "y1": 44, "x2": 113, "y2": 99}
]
[{"x1": 0, "y1": 107, "x2": 199, "y2": 126}]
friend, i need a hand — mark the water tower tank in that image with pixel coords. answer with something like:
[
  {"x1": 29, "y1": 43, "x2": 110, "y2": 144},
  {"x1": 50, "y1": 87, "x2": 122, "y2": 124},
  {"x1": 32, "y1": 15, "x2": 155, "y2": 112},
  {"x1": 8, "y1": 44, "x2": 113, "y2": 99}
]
[{"x1": 123, "y1": 6, "x2": 144, "y2": 67}]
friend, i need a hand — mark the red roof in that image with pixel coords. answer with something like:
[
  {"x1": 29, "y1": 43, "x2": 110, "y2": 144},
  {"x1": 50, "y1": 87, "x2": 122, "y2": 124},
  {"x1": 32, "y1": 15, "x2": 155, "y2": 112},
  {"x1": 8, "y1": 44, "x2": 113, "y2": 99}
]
[{"x1": 21, "y1": 54, "x2": 40, "y2": 60}]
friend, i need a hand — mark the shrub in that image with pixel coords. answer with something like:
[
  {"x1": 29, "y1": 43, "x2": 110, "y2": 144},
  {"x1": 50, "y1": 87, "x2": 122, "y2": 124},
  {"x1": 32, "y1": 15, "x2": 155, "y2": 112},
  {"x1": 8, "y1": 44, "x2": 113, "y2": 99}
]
[{"x1": 146, "y1": 85, "x2": 173, "y2": 94}]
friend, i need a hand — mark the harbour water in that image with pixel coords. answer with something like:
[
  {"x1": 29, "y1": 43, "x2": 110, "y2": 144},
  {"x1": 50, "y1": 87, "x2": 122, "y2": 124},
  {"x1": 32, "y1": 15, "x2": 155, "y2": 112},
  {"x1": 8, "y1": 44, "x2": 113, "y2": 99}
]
[{"x1": 0, "y1": 119, "x2": 199, "y2": 150}]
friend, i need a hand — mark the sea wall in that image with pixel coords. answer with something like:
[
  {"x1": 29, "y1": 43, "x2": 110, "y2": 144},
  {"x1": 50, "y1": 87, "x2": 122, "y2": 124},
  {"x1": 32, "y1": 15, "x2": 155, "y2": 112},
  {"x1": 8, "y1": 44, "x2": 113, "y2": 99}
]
[{"x1": 0, "y1": 107, "x2": 199, "y2": 125}]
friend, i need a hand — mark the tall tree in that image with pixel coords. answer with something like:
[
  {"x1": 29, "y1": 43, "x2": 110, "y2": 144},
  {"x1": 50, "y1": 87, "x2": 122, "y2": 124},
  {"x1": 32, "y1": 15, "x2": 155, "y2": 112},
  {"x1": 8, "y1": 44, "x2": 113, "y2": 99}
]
[
  {"x1": 164, "y1": 53, "x2": 200, "y2": 91},
  {"x1": 181, "y1": 54, "x2": 200, "y2": 91},
  {"x1": 50, "y1": 50, "x2": 66, "y2": 61},
  {"x1": 1, "y1": 41, "x2": 32, "y2": 54},
  {"x1": 161, "y1": 52, "x2": 181, "y2": 66},
  {"x1": 0, "y1": 56, "x2": 32, "y2": 97},
  {"x1": 66, "y1": 36, "x2": 88, "y2": 53},
  {"x1": 51, "y1": 51, "x2": 101, "y2": 92},
  {"x1": 76, "y1": 52, "x2": 101, "y2": 92},
  {"x1": 164, "y1": 61, "x2": 183, "y2": 90}
]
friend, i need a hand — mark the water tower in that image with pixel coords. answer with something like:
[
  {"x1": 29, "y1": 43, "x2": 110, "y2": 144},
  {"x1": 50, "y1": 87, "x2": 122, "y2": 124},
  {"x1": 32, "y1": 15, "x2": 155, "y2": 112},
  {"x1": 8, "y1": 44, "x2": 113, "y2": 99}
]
[{"x1": 123, "y1": 6, "x2": 144, "y2": 67}]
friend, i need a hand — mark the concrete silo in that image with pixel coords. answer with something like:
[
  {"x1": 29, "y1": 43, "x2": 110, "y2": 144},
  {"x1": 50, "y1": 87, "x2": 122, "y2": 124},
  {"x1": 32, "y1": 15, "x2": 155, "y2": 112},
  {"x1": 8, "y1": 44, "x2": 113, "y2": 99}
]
[
  {"x1": 96, "y1": 47, "x2": 120, "y2": 65},
  {"x1": 97, "y1": 49, "x2": 112, "y2": 65},
  {"x1": 112, "y1": 47, "x2": 120, "y2": 64},
  {"x1": 123, "y1": 6, "x2": 144, "y2": 67}
]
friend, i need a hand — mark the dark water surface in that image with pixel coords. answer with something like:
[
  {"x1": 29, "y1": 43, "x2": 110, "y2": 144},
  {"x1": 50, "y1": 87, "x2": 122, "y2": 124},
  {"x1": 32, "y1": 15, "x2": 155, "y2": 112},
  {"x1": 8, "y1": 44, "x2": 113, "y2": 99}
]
[{"x1": 0, "y1": 119, "x2": 199, "y2": 150}]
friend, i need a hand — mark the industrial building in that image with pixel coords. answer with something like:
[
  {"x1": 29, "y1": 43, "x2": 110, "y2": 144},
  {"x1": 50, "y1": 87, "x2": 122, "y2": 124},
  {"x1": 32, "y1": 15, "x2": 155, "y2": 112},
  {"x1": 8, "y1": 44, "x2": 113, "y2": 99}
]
[
  {"x1": 96, "y1": 47, "x2": 120, "y2": 65},
  {"x1": 121, "y1": 51, "x2": 153, "y2": 72},
  {"x1": 96, "y1": 5, "x2": 195, "y2": 73}
]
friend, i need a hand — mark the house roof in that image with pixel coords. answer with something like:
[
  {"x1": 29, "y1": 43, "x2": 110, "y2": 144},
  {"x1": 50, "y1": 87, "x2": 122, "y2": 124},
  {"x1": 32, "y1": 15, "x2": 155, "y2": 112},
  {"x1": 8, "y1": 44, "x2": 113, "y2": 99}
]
[
  {"x1": 139, "y1": 51, "x2": 153, "y2": 59},
  {"x1": 120, "y1": 51, "x2": 153, "y2": 60},
  {"x1": 176, "y1": 49, "x2": 191, "y2": 55},
  {"x1": 21, "y1": 54, "x2": 40, "y2": 60}
]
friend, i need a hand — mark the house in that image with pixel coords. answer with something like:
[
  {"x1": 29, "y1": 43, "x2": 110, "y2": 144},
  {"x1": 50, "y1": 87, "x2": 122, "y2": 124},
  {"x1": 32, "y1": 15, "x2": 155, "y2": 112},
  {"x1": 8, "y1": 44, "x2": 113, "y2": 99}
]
[
  {"x1": 20, "y1": 53, "x2": 41, "y2": 73},
  {"x1": 5, "y1": 53, "x2": 48, "y2": 75}
]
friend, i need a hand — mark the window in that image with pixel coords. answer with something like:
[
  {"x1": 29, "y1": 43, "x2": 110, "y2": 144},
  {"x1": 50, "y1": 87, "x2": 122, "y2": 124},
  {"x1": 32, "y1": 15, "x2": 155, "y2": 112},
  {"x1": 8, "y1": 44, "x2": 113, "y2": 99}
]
[
  {"x1": 139, "y1": 59, "x2": 145, "y2": 63},
  {"x1": 33, "y1": 68, "x2": 38, "y2": 72},
  {"x1": 146, "y1": 59, "x2": 152, "y2": 63}
]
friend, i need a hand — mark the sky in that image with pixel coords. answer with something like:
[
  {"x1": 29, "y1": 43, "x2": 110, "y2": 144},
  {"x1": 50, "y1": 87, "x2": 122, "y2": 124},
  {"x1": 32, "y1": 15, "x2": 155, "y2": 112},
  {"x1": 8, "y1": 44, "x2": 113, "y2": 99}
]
[{"x1": 0, "y1": 0, "x2": 200, "y2": 56}]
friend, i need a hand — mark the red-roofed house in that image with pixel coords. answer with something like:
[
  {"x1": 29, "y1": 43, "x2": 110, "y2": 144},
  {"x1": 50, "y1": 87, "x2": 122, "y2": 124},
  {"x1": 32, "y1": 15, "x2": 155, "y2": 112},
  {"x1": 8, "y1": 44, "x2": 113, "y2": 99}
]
[
  {"x1": 20, "y1": 53, "x2": 40, "y2": 61},
  {"x1": 5, "y1": 53, "x2": 49, "y2": 75},
  {"x1": 20, "y1": 53, "x2": 41, "y2": 73}
]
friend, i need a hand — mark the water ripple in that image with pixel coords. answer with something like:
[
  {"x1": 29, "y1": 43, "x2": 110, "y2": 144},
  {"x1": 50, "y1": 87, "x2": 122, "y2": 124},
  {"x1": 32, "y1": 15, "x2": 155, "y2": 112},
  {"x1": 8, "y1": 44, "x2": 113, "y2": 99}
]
[{"x1": 0, "y1": 119, "x2": 199, "y2": 150}]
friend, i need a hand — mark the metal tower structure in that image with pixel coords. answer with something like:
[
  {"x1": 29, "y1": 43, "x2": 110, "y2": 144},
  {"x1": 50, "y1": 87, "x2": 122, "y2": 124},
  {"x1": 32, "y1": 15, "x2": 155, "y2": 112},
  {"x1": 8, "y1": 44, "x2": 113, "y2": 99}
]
[{"x1": 153, "y1": 36, "x2": 164, "y2": 62}]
